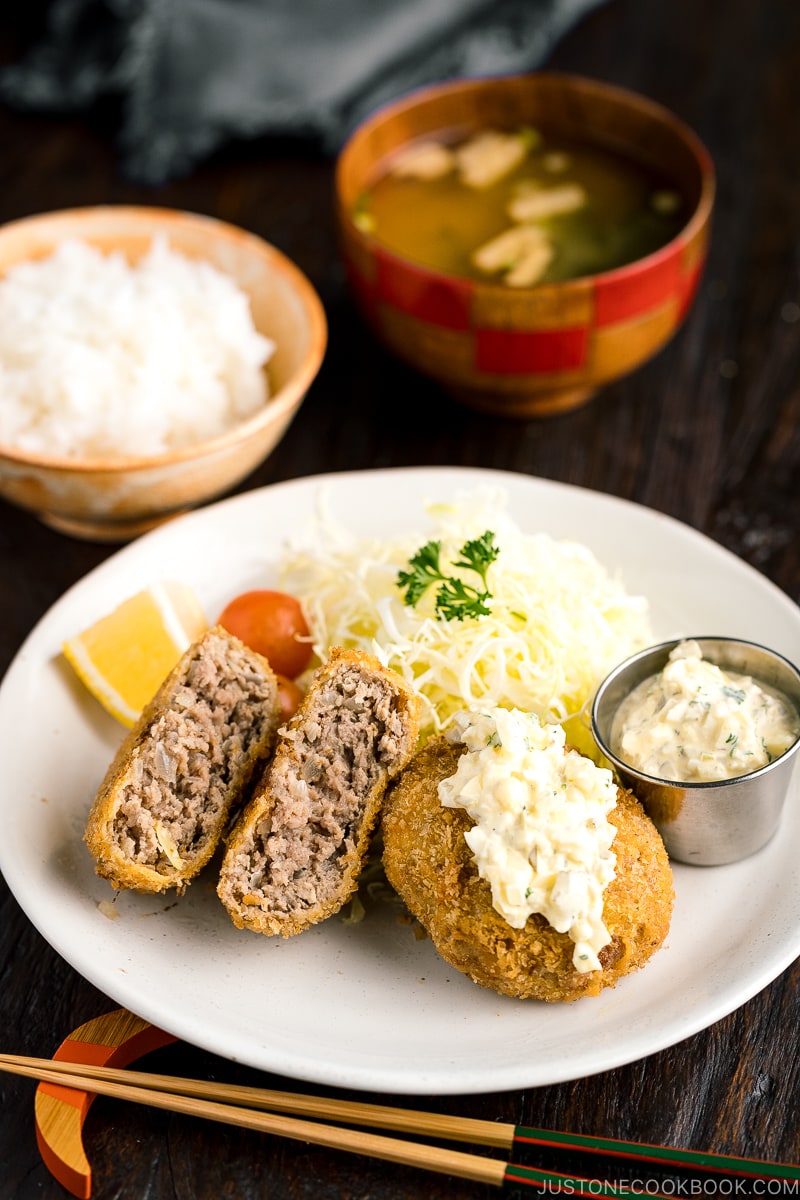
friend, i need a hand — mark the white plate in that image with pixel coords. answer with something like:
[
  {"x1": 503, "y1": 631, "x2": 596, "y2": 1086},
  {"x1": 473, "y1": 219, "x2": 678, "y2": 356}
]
[{"x1": 2, "y1": 467, "x2": 799, "y2": 1095}]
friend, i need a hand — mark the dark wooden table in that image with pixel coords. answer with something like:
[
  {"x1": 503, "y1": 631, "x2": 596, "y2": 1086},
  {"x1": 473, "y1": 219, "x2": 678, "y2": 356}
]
[{"x1": 1, "y1": 1, "x2": 799, "y2": 1196}]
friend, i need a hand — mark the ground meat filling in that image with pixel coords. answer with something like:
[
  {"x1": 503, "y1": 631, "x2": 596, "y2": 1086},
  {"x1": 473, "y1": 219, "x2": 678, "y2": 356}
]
[
  {"x1": 232, "y1": 667, "x2": 409, "y2": 914},
  {"x1": 113, "y1": 634, "x2": 275, "y2": 868}
]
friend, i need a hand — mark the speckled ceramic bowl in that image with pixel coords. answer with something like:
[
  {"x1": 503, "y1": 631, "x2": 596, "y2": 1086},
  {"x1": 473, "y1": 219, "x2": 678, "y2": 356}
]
[
  {"x1": 336, "y1": 72, "x2": 714, "y2": 417},
  {"x1": 0, "y1": 206, "x2": 327, "y2": 540}
]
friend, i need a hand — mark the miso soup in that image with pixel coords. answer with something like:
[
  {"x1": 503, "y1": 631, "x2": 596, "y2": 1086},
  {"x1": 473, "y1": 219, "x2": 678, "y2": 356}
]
[{"x1": 353, "y1": 127, "x2": 687, "y2": 287}]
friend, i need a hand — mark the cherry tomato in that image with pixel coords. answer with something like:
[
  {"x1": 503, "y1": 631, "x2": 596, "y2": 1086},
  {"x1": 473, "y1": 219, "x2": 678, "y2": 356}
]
[
  {"x1": 217, "y1": 589, "x2": 312, "y2": 678},
  {"x1": 275, "y1": 674, "x2": 304, "y2": 722}
]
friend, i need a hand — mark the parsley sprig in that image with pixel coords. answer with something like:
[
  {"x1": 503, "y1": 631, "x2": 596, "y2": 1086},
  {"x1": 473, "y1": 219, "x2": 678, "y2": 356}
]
[{"x1": 397, "y1": 530, "x2": 499, "y2": 621}]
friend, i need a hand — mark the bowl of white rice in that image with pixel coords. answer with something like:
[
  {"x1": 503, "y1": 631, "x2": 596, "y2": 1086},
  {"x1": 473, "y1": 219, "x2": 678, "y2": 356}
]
[{"x1": 0, "y1": 206, "x2": 327, "y2": 540}]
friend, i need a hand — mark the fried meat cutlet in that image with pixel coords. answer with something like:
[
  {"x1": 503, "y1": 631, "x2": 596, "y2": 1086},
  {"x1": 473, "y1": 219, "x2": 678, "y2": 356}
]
[
  {"x1": 382, "y1": 735, "x2": 674, "y2": 1002},
  {"x1": 217, "y1": 647, "x2": 421, "y2": 937},
  {"x1": 85, "y1": 626, "x2": 281, "y2": 894}
]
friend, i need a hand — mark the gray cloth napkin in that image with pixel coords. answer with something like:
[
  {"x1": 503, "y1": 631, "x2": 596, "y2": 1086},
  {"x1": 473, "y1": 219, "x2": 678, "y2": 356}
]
[{"x1": 0, "y1": 0, "x2": 606, "y2": 184}]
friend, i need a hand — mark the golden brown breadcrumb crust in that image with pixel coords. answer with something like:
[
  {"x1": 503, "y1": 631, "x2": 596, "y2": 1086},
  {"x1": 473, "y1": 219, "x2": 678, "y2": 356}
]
[
  {"x1": 382, "y1": 736, "x2": 674, "y2": 1002},
  {"x1": 218, "y1": 647, "x2": 421, "y2": 937},
  {"x1": 85, "y1": 626, "x2": 281, "y2": 894}
]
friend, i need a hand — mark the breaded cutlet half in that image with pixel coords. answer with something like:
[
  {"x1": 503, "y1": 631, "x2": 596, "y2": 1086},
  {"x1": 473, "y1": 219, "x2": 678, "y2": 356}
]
[
  {"x1": 382, "y1": 735, "x2": 674, "y2": 1002},
  {"x1": 85, "y1": 625, "x2": 281, "y2": 894},
  {"x1": 217, "y1": 646, "x2": 421, "y2": 937}
]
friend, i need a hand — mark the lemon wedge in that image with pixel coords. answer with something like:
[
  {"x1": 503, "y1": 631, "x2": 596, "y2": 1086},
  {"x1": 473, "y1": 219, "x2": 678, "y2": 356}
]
[{"x1": 63, "y1": 581, "x2": 208, "y2": 727}]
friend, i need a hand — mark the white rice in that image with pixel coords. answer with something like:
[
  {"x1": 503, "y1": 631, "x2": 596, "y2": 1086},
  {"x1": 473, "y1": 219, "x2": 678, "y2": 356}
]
[{"x1": 0, "y1": 236, "x2": 275, "y2": 458}]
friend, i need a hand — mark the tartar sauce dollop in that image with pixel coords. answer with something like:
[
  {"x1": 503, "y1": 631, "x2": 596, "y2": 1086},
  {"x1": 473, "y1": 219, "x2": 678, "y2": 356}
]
[
  {"x1": 611, "y1": 640, "x2": 800, "y2": 783},
  {"x1": 439, "y1": 708, "x2": 618, "y2": 973}
]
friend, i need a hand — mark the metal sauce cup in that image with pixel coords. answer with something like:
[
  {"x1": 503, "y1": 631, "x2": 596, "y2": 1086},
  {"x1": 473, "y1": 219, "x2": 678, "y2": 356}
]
[{"x1": 591, "y1": 638, "x2": 800, "y2": 866}]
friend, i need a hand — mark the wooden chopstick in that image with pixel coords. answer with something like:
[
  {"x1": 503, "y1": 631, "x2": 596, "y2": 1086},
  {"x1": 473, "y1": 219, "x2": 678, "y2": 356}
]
[
  {"x1": 0, "y1": 1052, "x2": 509, "y2": 1147},
  {"x1": 0, "y1": 1055, "x2": 657, "y2": 1197},
  {"x1": 3, "y1": 1052, "x2": 798, "y2": 1191}
]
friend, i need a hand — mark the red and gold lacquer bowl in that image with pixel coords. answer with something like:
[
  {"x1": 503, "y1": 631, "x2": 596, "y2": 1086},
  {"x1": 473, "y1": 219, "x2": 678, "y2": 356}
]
[{"x1": 335, "y1": 73, "x2": 714, "y2": 417}]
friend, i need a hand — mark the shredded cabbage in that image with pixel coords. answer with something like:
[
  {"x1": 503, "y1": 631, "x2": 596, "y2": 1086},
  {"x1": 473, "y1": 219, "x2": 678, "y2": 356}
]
[{"x1": 279, "y1": 487, "x2": 652, "y2": 743}]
